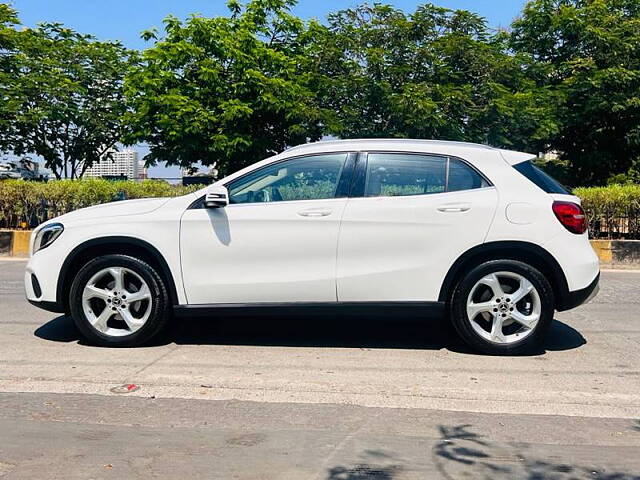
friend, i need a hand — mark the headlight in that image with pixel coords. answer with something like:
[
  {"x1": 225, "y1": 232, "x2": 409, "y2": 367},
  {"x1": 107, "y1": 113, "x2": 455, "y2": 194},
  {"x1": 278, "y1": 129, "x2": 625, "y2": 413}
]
[{"x1": 33, "y1": 223, "x2": 64, "y2": 254}]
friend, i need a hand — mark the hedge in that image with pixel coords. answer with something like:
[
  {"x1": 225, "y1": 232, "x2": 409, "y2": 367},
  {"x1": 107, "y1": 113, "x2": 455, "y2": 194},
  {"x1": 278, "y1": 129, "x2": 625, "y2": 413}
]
[
  {"x1": 0, "y1": 179, "x2": 199, "y2": 229},
  {"x1": 1, "y1": 179, "x2": 639, "y2": 239},
  {"x1": 574, "y1": 184, "x2": 640, "y2": 239}
]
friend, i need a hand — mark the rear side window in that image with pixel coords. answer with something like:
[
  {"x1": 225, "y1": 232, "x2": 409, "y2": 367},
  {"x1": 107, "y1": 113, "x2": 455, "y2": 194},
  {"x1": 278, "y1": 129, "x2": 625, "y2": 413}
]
[
  {"x1": 513, "y1": 160, "x2": 569, "y2": 194},
  {"x1": 448, "y1": 158, "x2": 489, "y2": 192},
  {"x1": 364, "y1": 154, "x2": 446, "y2": 197},
  {"x1": 363, "y1": 153, "x2": 490, "y2": 197}
]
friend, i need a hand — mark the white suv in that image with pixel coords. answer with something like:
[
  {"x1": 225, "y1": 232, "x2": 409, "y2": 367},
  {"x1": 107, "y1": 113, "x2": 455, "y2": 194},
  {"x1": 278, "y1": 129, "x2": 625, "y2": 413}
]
[{"x1": 25, "y1": 139, "x2": 599, "y2": 354}]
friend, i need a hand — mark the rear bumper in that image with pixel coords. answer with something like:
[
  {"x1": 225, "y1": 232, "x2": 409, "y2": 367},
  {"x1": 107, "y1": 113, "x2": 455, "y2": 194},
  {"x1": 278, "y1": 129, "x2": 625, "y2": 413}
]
[{"x1": 557, "y1": 272, "x2": 599, "y2": 311}]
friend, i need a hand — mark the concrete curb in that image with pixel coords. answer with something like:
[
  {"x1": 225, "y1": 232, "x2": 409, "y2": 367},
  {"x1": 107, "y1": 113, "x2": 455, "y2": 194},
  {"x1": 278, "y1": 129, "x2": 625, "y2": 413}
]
[
  {"x1": 0, "y1": 230, "x2": 30, "y2": 257},
  {"x1": 589, "y1": 239, "x2": 640, "y2": 267},
  {"x1": 2, "y1": 229, "x2": 640, "y2": 267}
]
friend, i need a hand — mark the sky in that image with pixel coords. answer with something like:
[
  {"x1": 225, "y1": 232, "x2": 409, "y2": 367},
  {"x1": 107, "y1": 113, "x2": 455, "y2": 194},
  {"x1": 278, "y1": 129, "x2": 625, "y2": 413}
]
[
  {"x1": 12, "y1": 1, "x2": 527, "y2": 50},
  {"x1": 7, "y1": 0, "x2": 527, "y2": 178}
]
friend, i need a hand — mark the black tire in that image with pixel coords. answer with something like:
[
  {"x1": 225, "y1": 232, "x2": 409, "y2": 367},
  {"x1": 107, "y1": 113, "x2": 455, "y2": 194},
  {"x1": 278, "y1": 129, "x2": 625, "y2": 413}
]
[
  {"x1": 69, "y1": 254, "x2": 171, "y2": 347},
  {"x1": 450, "y1": 259, "x2": 554, "y2": 355}
]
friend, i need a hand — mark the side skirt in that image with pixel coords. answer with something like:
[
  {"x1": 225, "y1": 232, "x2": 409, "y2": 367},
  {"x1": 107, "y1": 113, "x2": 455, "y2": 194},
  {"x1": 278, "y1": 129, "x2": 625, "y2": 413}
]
[{"x1": 173, "y1": 301, "x2": 445, "y2": 319}]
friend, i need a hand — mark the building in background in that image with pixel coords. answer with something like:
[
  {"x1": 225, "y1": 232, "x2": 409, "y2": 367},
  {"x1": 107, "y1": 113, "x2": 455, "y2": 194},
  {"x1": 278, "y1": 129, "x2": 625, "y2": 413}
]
[
  {"x1": 84, "y1": 149, "x2": 139, "y2": 179},
  {"x1": 138, "y1": 160, "x2": 148, "y2": 180}
]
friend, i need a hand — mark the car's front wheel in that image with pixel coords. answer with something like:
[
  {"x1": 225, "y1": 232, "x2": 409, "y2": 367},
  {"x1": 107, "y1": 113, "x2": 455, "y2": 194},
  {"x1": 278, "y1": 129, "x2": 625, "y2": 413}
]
[
  {"x1": 69, "y1": 254, "x2": 171, "y2": 347},
  {"x1": 450, "y1": 259, "x2": 554, "y2": 355}
]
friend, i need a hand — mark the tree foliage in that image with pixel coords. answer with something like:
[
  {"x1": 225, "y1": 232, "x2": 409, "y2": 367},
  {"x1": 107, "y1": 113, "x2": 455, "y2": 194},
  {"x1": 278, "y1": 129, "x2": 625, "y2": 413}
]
[
  {"x1": 0, "y1": 4, "x2": 22, "y2": 142},
  {"x1": 511, "y1": 0, "x2": 640, "y2": 185},
  {"x1": 124, "y1": 0, "x2": 327, "y2": 175},
  {"x1": 2, "y1": 1, "x2": 640, "y2": 186},
  {"x1": 307, "y1": 4, "x2": 559, "y2": 153},
  {"x1": 1, "y1": 20, "x2": 135, "y2": 178}
]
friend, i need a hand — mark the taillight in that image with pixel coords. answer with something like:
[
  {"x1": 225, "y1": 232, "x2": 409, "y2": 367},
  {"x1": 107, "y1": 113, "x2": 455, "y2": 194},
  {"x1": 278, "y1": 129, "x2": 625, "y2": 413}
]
[{"x1": 552, "y1": 201, "x2": 587, "y2": 234}]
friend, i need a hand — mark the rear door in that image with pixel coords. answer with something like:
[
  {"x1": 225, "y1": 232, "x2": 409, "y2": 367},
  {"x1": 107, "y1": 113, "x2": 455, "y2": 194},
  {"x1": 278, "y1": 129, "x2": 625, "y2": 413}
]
[{"x1": 336, "y1": 152, "x2": 498, "y2": 302}]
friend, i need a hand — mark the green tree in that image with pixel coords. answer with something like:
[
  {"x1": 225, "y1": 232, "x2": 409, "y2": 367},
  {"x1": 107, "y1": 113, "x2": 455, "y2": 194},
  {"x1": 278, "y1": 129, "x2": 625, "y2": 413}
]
[
  {"x1": 0, "y1": 4, "x2": 22, "y2": 147},
  {"x1": 124, "y1": 0, "x2": 326, "y2": 175},
  {"x1": 308, "y1": 3, "x2": 558, "y2": 153},
  {"x1": 511, "y1": 0, "x2": 640, "y2": 185},
  {"x1": 2, "y1": 15, "x2": 134, "y2": 178}
]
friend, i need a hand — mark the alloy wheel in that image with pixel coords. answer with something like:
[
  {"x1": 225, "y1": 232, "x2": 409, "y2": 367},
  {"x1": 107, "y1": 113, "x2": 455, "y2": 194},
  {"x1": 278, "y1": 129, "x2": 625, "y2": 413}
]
[
  {"x1": 81, "y1": 267, "x2": 153, "y2": 337},
  {"x1": 465, "y1": 271, "x2": 541, "y2": 344}
]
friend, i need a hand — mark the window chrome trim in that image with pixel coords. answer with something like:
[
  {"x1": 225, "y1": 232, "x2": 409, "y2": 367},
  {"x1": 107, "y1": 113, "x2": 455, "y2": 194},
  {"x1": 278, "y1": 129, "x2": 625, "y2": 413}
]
[{"x1": 188, "y1": 148, "x2": 494, "y2": 208}]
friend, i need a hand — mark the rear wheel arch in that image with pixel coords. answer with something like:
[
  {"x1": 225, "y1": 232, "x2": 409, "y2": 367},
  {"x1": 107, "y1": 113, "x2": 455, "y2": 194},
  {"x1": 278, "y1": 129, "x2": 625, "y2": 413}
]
[
  {"x1": 57, "y1": 236, "x2": 179, "y2": 312},
  {"x1": 438, "y1": 241, "x2": 570, "y2": 310}
]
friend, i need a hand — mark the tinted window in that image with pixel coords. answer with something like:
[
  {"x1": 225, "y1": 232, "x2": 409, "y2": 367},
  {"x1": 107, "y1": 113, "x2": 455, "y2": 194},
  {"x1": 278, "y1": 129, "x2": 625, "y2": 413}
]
[
  {"x1": 513, "y1": 160, "x2": 569, "y2": 194},
  {"x1": 448, "y1": 158, "x2": 489, "y2": 192},
  {"x1": 363, "y1": 153, "x2": 489, "y2": 197},
  {"x1": 364, "y1": 154, "x2": 446, "y2": 197},
  {"x1": 228, "y1": 154, "x2": 346, "y2": 204}
]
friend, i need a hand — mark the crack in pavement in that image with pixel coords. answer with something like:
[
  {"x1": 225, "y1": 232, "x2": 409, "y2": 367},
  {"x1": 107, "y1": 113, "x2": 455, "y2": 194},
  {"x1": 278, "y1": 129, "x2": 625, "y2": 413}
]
[{"x1": 123, "y1": 344, "x2": 182, "y2": 383}]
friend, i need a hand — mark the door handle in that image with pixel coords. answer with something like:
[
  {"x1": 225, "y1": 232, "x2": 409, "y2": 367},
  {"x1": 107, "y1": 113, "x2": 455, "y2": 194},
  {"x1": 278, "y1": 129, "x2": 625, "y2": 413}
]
[
  {"x1": 298, "y1": 209, "x2": 332, "y2": 217},
  {"x1": 437, "y1": 203, "x2": 471, "y2": 213}
]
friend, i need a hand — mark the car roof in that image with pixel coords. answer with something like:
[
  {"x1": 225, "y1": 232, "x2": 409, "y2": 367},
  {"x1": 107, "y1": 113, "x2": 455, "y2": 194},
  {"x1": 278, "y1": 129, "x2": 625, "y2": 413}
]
[
  {"x1": 212, "y1": 138, "x2": 535, "y2": 190},
  {"x1": 282, "y1": 139, "x2": 534, "y2": 165}
]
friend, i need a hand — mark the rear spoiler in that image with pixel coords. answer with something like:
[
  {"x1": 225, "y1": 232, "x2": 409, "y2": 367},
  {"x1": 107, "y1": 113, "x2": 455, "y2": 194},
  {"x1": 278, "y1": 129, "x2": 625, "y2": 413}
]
[{"x1": 499, "y1": 150, "x2": 536, "y2": 166}]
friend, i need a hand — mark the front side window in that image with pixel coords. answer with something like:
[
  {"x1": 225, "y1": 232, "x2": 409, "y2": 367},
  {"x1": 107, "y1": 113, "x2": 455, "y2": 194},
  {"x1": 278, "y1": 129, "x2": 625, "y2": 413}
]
[
  {"x1": 364, "y1": 153, "x2": 447, "y2": 197},
  {"x1": 228, "y1": 154, "x2": 347, "y2": 204}
]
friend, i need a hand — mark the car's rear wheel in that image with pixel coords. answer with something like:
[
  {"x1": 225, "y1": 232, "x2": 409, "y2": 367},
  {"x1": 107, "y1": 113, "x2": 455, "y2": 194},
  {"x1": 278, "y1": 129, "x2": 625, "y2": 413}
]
[
  {"x1": 69, "y1": 254, "x2": 171, "y2": 347},
  {"x1": 450, "y1": 259, "x2": 554, "y2": 355}
]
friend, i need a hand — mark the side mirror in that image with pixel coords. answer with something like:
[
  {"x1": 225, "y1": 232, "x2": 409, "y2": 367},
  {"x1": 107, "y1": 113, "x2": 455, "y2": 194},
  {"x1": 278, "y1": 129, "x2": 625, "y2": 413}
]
[{"x1": 204, "y1": 185, "x2": 229, "y2": 208}]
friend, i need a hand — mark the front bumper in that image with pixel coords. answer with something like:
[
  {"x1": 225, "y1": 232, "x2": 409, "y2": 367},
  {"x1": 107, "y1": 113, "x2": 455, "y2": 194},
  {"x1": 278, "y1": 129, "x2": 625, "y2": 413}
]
[
  {"x1": 24, "y1": 243, "x2": 67, "y2": 313},
  {"x1": 28, "y1": 299, "x2": 65, "y2": 313},
  {"x1": 558, "y1": 272, "x2": 600, "y2": 311},
  {"x1": 25, "y1": 268, "x2": 66, "y2": 313}
]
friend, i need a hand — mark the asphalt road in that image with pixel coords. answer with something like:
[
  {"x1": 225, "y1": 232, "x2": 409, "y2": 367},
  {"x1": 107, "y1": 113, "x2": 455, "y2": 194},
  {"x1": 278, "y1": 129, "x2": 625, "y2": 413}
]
[{"x1": 0, "y1": 259, "x2": 639, "y2": 479}]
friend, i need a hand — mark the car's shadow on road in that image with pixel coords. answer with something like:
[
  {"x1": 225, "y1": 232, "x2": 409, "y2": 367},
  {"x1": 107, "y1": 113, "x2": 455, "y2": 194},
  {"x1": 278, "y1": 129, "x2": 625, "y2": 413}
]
[{"x1": 34, "y1": 313, "x2": 586, "y2": 355}]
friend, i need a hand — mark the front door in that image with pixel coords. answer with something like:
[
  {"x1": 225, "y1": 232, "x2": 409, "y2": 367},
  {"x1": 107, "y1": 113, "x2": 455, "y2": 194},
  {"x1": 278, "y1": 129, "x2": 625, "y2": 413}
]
[
  {"x1": 337, "y1": 152, "x2": 498, "y2": 302},
  {"x1": 180, "y1": 153, "x2": 354, "y2": 304}
]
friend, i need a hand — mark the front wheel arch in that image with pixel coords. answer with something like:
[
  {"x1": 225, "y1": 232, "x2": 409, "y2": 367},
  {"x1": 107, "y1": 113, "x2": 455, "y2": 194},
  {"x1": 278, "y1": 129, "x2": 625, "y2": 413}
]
[
  {"x1": 57, "y1": 236, "x2": 180, "y2": 313},
  {"x1": 438, "y1": 241, "x2": 570, "y2": 310}
]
